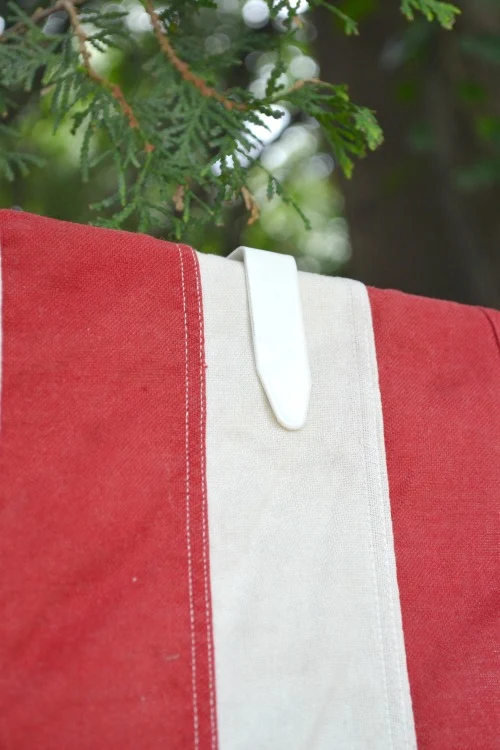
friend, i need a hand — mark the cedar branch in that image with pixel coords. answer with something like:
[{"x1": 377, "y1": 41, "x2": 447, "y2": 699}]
[
  {"x1": 143, "y1": 0, "x2": 248, "y2": 112},
  {"x1": 287, "y1": 77, "x2": 322, "y2": 94},
  {"x1": 61, "y1": 0, "x2": 141, "y2": 131},
  {"x1": 1, "y1": 0, "x2": 150, "y2": 145}
]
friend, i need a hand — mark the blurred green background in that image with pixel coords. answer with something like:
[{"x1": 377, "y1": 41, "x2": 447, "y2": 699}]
[{"x1": 2, "y1": 0, "x2": 500, "y2": 307}]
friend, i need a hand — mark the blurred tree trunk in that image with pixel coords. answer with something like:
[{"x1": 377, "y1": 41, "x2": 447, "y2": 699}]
[{"x1": 314, "y1": 2, "x2": 500, "y2": 307}]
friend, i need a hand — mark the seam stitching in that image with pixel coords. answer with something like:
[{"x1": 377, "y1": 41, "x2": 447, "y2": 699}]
[
  {"x1": 348, "y1": 282, "x2": 394, "y2": 749},
  {"x1": 177, "y1": 244, "x2": 200, "y2": 750},
  {"x1": 190, "y1": 247, "x2": 218, "y2": 749},
  {"x1": 359, "y1": 284, "x2": 415, "y2": 748}
]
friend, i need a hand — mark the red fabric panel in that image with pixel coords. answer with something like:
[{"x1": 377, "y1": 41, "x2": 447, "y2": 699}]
[
  {"x1": 369, "y1": 287, "x2": 500, "y2": 749},
  {"x1": 0, "y1": 211, "x2": 216, "y2": 750}
]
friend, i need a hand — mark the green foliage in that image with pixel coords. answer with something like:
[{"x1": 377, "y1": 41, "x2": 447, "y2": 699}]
[
  {"x1": 318, "y1": 3, "x2": 360, "y2": 36},
  {"x1": 0, "y1": 123, "x2": 44, "y2": 179},
  {"x1": 287, "y1": 81, "x2": 383, "y2": 177},
  {"x1": 400, "y1": 0, "x2": 460, "y2": 29},
  {"x1": 0, "y1": 0, "x2": 458, "y2": 236}
]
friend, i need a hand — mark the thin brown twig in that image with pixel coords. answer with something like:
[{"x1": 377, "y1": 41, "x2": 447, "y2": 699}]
[
  {"x1": 61, "y1": 0, "x2": 143, "y2": 134},
  {"x1": 287, "y1": 77, "x2": 322, "y2": 94},
  {"x1": 1, "y1": 0, "x2": 148, "y2": 141},
  {"x1": 143, "y1": 0, "x2": 248, "y2": 112}
]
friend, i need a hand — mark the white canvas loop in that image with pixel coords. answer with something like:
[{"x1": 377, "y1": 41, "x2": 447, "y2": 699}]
[{"x1": 228, "y1": 246, "x2": 311, "y2": 430}]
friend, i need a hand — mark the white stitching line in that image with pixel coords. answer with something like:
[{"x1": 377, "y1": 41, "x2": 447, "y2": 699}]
[
  {"x1": 190, "y1": 248, "x2": 217, "y2": 749},
  {"x1": 360, "y1": 286, "x2": 415, "y2": 747},
  {"x1": 177, "y1": 244, "x2": 200, "y2": 750},
  {"x1": 347, "y1": 283, "x2": 394, "y2": 749}
]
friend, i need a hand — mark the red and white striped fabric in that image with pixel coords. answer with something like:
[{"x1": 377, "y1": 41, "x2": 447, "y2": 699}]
[{"x1": 0, "y1": 210, "x2": 498, "y2": 750}]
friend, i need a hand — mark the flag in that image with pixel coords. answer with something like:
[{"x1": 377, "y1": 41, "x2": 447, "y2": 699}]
[{"x1": 0, "y1": 210, "x2": 498, "y2": 749}]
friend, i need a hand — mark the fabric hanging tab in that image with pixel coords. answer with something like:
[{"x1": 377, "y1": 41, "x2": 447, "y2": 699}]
[{"x1": 228, "y1": 246, "x2": 311, "y2": 430}]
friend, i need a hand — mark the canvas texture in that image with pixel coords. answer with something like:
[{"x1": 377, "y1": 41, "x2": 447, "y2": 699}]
[
  {"x1": 0, "y1": 211, "x2": 216, "y2": 750},
  {"x1": 369, "y1": 287, "x2": 500, "y2": 750},
  {"x1": 199, "y1": 251, "x2": 416, "y2": 750},
  {"x1": 0, "y1": 209, "x2": 498, "y2": 750}
]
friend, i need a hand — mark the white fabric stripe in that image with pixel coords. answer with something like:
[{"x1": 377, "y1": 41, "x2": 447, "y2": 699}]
[{"x1": 198, "y1": 252, "x2": 416, "y2": 750}]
